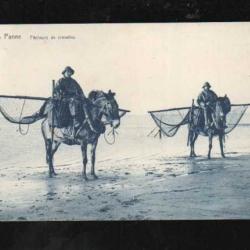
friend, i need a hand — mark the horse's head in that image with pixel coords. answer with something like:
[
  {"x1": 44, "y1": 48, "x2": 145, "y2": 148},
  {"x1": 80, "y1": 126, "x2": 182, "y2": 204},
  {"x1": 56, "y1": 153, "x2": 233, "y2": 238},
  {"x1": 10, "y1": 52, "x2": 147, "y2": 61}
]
[
  {"x1": 217, "y1": 95, "x2": 231, "y2": 115},
  {"x1": 88, "y1": 90, "x2": 120, "y2": 128},
  {"x1": 214, "y1": 95, "x2": 231, "y2": 128}
]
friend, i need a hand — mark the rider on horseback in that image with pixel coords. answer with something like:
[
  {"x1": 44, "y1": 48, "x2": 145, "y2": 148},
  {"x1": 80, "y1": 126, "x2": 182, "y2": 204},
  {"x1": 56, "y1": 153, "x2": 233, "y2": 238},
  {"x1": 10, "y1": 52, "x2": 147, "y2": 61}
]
[
  {"x1": 197, "y1": 82, "x2": 218, "y2": 130},
  {"x1": 54, "y1": 66, "x2": 95, "y2": 138}
]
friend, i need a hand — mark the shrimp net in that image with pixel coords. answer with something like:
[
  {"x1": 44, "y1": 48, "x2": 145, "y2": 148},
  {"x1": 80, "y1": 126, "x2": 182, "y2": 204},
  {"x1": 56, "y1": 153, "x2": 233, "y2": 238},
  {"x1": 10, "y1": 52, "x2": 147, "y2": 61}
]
[
  {"x1": 148, "y1": 107, "x2": 190, "y2": 137},
  {"x1": 149, "y1": 104, "x2": 249, "y2": 137},
  {"x1": 224, "y1": 104, "x2": 249, "y2": 134}
]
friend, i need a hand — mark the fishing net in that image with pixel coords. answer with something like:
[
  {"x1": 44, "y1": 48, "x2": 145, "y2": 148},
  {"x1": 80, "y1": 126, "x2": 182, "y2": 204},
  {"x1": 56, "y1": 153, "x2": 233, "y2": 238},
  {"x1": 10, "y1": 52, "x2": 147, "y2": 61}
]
[
  {"x1": 225, "y1": 105, "x2": 249, "y2": 134},
  {"x1": 0, "y1": 97, "x2": 129, "y2": 118},
  {"x1": 149, "y1": 104, "x2": 249, "y2": 137},
  {"x1": 0, "y1": 98, "x2": 44, "y2": 121},
  {"x1": 148, "y1": 108, "x2": 190, "y2": 137}
]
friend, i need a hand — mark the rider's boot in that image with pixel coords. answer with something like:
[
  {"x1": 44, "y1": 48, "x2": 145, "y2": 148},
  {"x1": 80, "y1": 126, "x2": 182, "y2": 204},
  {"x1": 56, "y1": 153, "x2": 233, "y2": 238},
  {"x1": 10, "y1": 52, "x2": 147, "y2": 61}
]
[
  {"x1": 223, "y1": 121, "x2": 228, "y2": 129},
  {"x1": 204, "y1": 119, "x2": 209, "y2": 131},
  {"x1": 68, "y1": 117, "x2": 81, "y2": 140},
  {"x1": 204, "y1": 109, "x2": 210, "y2": 131}
]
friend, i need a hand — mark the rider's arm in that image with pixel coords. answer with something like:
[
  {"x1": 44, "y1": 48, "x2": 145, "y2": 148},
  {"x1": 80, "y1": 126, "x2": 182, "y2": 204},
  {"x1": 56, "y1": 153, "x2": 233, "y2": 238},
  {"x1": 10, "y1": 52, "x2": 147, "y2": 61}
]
[
  {"x1": 211, "y1": 90, "x2": 218, "y2": 100},
  {"x1": 207, "y1": 90, "x2": 218, "y2": 104},
  {"x1": 54, "y1": 79, "x2": 64, "y2": 99},
  {"x1": 74, "y1": 80, "x2": 86, "y2": 99},
  {"x1": 197, "y1": 92, "x2": 204, "y2": 106}
]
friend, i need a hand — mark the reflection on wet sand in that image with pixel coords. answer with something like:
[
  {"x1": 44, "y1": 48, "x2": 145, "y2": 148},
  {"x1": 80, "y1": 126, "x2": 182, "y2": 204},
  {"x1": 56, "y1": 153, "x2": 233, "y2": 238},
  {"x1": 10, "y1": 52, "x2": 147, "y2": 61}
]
[{"x1": 1, "y1": 115, "x2": 250, "y2": 220}]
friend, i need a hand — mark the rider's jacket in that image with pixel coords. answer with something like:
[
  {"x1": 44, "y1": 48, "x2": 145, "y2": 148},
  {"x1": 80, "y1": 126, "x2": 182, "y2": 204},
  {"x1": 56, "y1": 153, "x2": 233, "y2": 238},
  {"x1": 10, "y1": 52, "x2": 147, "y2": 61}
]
[
  {"x1": 197, "y1": 89, "x2": 218, "y2": 108},
  {"x1": 54, "y1": 77, "x2": 85, "y2": 100}
]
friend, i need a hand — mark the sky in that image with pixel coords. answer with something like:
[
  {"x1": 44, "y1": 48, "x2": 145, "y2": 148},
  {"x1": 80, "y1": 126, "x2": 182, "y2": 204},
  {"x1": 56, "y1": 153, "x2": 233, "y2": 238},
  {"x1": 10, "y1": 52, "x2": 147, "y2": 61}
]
[{"x1": 0, "y1": 23, "x2": 250, "y2": 114}]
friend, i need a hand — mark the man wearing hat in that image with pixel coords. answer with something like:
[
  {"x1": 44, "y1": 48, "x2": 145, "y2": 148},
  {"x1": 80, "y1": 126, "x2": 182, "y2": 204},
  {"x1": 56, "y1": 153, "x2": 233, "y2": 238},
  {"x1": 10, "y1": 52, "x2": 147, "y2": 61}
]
[
  {"x1": 197, "y1": 82, "x2": 218, "y2": 130},
  {"x1": 55, "y1": 66, "x2": 85, "y2": 99},
  {"x1": 54, "y1": 66, "x2": 90, "y2": 138}
]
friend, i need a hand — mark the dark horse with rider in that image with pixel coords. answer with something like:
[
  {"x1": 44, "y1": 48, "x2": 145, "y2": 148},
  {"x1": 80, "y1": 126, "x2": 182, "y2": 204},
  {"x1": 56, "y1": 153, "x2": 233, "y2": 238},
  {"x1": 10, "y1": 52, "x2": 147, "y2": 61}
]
[
  {"x1": 0, "y1": 66, "x2": 124, "y2": 179},
  {"x1": 188, "y1": 82, "x2": 231, "y2": 159}
]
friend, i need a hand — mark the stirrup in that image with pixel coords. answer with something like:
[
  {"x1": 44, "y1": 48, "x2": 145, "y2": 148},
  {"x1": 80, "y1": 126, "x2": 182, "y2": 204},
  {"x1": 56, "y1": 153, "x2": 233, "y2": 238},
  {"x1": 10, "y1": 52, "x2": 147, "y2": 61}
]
[
  {"x1": 66, "y1": 126, "x2": 78, "y2": 140},
  {"x1": 67, "y1": 130, "x2": 75, "y2": 140}
]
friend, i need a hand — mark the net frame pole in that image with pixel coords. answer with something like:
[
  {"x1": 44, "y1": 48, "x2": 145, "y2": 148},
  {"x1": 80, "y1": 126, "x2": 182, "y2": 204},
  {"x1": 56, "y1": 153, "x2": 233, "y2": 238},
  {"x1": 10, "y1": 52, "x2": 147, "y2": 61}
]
[
  {"x1": 187, "y1": 99, "x2": 194, "y2": 146},
  {"x1": 159, "y1": 119, "x2": 162, "y2": 139},
  {"x1": 147, "y1": 126, "x2": 157, "y2": 137},
  {"x1": 51, "y1": 80, "x2": 55, "y2": 144},
  {"x1": 0, "y1": 95, "x2": 48, "y2": 101}
]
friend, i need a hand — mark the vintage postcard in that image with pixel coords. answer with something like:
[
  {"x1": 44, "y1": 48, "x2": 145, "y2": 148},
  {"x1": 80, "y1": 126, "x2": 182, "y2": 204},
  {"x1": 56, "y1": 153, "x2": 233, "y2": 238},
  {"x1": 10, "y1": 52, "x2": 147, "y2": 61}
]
[{"x1": 0, "y1": 23, "x2": 250, "y2": 220}]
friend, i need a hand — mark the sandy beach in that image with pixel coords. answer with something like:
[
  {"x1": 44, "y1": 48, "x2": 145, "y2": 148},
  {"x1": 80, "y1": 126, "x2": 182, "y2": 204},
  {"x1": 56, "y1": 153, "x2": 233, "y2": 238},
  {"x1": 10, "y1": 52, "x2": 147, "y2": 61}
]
[{"x1": 1, "y1": 114, "x2": 250, "y2": 220}]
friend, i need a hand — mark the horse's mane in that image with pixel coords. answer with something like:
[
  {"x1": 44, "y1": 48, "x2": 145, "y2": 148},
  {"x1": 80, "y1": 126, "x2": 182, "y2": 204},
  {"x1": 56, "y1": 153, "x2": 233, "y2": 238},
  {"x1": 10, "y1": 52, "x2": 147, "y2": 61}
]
[
  {"x1": 217, "y1": 96, "x2": 231, "y2": 114},
  {"x1": 88, "y1": 90, "x2": 116, "y2": 103},
  {"x1": 88, "y1": 90, "x2": 104, "y2": 101}
]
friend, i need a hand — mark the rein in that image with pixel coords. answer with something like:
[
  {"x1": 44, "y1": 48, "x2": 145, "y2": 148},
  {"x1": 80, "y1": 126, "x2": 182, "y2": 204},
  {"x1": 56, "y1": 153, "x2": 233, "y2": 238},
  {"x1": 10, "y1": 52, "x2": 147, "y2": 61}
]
[
  {"x1": 91, "y1": 94, "x2": 119, "y2": 144},
  {"x1": 103, "y1": 127, "x2": 118, "y2": 145}
]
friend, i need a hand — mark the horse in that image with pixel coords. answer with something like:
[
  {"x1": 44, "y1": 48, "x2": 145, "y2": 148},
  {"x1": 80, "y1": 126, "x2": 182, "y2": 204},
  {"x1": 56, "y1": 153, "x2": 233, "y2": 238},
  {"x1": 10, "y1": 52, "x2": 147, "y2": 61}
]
[
  {"x1": 187, "y1": 96, "x2": 231, "y2": 159},
  {"x1": 0, "y1": 90, "x2": 121, "y2": 179}
]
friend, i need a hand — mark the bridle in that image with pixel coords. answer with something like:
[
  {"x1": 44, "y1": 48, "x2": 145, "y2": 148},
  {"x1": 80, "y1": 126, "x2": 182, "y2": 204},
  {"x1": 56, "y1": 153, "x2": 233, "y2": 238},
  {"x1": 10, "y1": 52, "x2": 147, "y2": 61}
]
[
  {"x1": 91, "y1": 93, "x2": 119, "y2": 144},
  {"x1": 91, "y1": 94, "x2": 118, "y2": 125}
]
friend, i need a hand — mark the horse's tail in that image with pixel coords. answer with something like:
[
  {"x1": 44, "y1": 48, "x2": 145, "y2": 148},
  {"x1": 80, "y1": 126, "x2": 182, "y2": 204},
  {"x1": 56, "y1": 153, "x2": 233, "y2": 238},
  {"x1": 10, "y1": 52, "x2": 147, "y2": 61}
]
[{"x1": 0, "y1": 103, "x2": 46, "y2": 124}]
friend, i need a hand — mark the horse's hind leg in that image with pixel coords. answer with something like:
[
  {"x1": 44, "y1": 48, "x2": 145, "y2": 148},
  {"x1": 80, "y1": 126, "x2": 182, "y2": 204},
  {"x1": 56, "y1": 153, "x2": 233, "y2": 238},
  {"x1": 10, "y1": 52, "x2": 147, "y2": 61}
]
[
  {"x1": 41, "y1": 120, "x2": 55, "y2": 177},
  {"x1": 50, "y1": 141, "x2": 61, "y2": 175},
  {"x1": 90, "y1": 140, "x2": 98, "y2": 179},
  {"x1": 208, "y1": 134, "x2": 213, "y2": 159},
  {"x1": 81, "y1": 143, "x2": 88, "y2": 180},
  {"x1": 190, "y1": 132, "x2": 198, "y2": 158},
  {"x1": 45, "y1": 139, "x2": 54, "y2": 177},
  {"x1": 219, "y1": 134, "x2": 225, "y2": 158},
  {"x1": 44, "y1": 139, "x2": 60, "y2": 177}
]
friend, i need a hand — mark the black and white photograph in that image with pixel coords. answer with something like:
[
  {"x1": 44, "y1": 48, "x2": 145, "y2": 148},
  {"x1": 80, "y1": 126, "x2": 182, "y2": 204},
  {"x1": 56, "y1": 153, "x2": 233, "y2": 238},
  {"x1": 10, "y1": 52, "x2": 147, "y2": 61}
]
[{"x1": 0, "y1": 23, "x2": 250, "y2": 221}]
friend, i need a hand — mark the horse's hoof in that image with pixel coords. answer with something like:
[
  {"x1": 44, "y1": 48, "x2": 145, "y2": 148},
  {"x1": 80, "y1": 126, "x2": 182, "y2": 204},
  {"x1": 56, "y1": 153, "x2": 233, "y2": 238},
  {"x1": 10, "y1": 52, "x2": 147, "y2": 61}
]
[
  {"x1": 82, "y1": 175, "x2": 88, "y2": 181},
  {"x1": 52, "y1": 172, "x2": 58, "y2": 176},
  {"x1": 222, "y1": 155, "x2": 226, "y2": 158},
  {"x1": 92, "y1": 174, "x2": 98, "y2": 180}
]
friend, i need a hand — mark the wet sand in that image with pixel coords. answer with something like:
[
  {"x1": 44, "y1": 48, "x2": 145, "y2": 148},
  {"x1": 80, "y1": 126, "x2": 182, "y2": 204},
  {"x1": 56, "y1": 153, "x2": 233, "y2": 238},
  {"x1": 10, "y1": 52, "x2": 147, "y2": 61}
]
[
  {"x1": 1, "y1": 151, "x2": 250, "y2": 220},
  {"x1": 1, "y1": 114, "x2": 250, "y2": 220}
]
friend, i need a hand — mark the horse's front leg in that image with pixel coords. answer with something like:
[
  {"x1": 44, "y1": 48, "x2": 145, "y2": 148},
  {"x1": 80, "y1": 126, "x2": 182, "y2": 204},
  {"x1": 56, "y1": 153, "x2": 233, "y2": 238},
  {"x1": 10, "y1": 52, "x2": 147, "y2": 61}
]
[
  {"x1": 219, "y1": 133, "x2": 225, "y2": 158},
  {"x1": 41, "y1": 120, "x2": 54, "y2": 178},
  {"x1": 81, "y1": 143, "x2": 88, "y2": 180},
  {"x1": 208, "y1": 134, "x2": 213, "y2": 159},
  {"x1": 90, "y1": 139, "x2": 98, "y2": 179}
]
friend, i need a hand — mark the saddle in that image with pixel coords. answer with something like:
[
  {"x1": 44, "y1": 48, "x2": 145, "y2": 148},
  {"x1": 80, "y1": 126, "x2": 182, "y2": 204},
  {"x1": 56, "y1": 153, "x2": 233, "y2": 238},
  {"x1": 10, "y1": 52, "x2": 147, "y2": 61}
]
[
  {"x1": 195, "y1": 96, "x2": 231, "y2": 132},
  {"x1": 51, "y1": 98, "x2": 105, "y2": 135},
  {"x1": 53, "y1": 99, "x2": 72, "y2": 128}
]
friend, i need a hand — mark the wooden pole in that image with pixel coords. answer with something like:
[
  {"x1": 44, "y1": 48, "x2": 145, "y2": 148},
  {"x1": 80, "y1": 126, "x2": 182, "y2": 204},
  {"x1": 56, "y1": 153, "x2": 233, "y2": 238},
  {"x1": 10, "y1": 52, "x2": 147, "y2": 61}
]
[
  {"x1": 187, "y1": 99, "x2": 194, "y2": 146},
  {"x1": 51, "y1": 80, "x2": 55, "y2": 144},
  {"x1": 0, "y1": 95, "x2": 48, "y2": 101},
  {"x1": 147, "y1": 126, "x2": 157, "y2": 137},
  {"x1": 159, "y1": 120, "x2": 162, "y2": 139}
]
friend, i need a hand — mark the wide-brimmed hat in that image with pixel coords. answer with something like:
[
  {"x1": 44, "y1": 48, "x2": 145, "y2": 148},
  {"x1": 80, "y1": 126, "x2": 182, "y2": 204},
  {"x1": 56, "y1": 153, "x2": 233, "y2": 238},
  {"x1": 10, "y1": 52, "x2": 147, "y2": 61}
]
[
  {"x1": 62, "y1": 66, "x2": 74, "y2": 75},
  {"x1": 203, "y1": 82, "x2": 211, "y2": 89}
]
